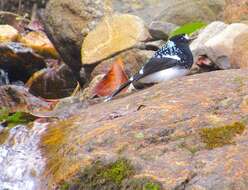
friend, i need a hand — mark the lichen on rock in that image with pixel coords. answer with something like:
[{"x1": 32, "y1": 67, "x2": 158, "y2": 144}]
[
  {"x1": 200, "y1": 122, "x2": 245, "y2": 149},
  {"x1": 58, "y1": 158, "x2": 162, "y2": 190}
]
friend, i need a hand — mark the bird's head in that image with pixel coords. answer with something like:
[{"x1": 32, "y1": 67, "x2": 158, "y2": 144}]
[{"x1": 169, "y1": 34, "x2": 195, "y2": 45}]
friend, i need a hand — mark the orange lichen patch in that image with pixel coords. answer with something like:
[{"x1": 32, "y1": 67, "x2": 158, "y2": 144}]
[
  {"x1": 19, "y1": 31, "x2": 59, "y2": 58},
  {"x1": 93, "y1": 58, "x2": 128, "y2": 97},
  {"x1": 41, "y1": 117, "x2": 77, "y2": 181},
  {"x1": 0, "y1": 25, "x2": 19, "y2": 42}
]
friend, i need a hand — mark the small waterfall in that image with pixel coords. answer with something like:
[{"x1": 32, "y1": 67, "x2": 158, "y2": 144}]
[
  {"x1": 0, "y1": 122, "x2": 48, "y2": 190},
  {"x1": 0, "y1": 69, "x2": 10, "y2": 86}
]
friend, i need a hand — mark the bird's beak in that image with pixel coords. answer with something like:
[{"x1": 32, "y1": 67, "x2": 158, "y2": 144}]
[{"x1": 188, "y1": 36, "x2": 197, "y2": 42}]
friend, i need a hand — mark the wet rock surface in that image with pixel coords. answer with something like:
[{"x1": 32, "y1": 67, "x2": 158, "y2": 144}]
[
  {"x1": 1, "y1": 1, "x2": 248, "y2": 190},
  {"x1": 0, "y1": 43, "x2": 46, "y2": 83},
  {"x1": 27, "y1": 64, "x2": 78, "y2": 99},
  {"x1": 40, "y1": 69, "x2": 248, "y2": 190},
  {"x1": 0, "y1": 85, "x2": 52, "y2": 113}
]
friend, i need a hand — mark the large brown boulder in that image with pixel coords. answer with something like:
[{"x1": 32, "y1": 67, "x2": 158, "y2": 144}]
[
  {"x1": 43, "y1": 0, "x2": 107, "y2": 73},
  {"x1": 113, "y1": 0, "x2": 226, "y2": 24},
  {"x1": 40, "y1": 69, "x2": 248, "y2": 189}
]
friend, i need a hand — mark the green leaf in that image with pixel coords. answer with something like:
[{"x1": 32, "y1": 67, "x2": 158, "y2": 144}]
[
  {"x1": 0, "y1": 108, "x2": 36, "y2": 128},
  {"x1": 7, "y1": 112, "x2": 27, "y2": 124},
  {"x1": 170, "y1": 21, "x2": 207, "y2": 37}
]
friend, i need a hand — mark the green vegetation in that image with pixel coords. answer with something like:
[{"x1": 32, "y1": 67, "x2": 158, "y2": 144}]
[
  {"x1": 200, "y1": 122, "x2": 245, "y2": 149},
  {"x1": 60, "y1": 182, "x2": 70, "y2": 190},
  {"x1": 101, "y1": 159, "x2": 134, "y2": 185},
  {"x1": 59, "y1": 158, "x2": 134, "y2": 190},
  {"x1": 59, "y1": 158, "x2": 162, "y2": 190},
  {"x1": 0, "y1": 108, "x2": 36, "y2": 128},
  {"x1": 170, "y1": 21, "x2": 206, "y2": 37},
  {"x1": 145, "y1": 182, "x2": 161, "y2": 190}
]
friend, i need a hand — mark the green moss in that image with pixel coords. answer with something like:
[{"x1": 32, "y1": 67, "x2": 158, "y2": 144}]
[
  {"x1": 200, "y1": 122, "x2": 245, "y2": 149},
  {"x1": 60, "y1": 182, "x2": 70, "y2": 190},
  {"x1": 102, "y1": 159, "x2": 134, "y2": 185},
  {"x1": 145, "y1": 182, "x2": 161, "y2": 190},
  {"x1": 59, "y1": 158, "x2": 135, "y2": 190},
  {"x1": 59, "y1": 159, "x2": 163, "y2": 190},
  {"x1": 0, "y1": 108, "x2": 36, "y2": 128}
]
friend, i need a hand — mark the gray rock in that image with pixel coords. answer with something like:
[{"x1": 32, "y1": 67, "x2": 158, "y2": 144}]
[
  {"x1": 149, "y1": 21, "x2": 178, "y2": 40},
  {"x1": 191, "y1": 22, "x2": 248, "y2": 70}
]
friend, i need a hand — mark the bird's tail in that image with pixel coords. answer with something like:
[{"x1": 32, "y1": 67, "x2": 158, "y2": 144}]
[{"x1": 104, "y1": 80, "x2": 132, "y2": 102}]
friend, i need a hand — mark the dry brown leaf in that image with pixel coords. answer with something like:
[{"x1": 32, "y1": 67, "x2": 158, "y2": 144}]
[{"x1": 93, "y1": 58, "x2": 128, "y2": 97}]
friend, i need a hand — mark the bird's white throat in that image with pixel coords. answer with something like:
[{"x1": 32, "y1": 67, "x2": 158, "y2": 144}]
[{"x1": 139, "y1": 66, "x2": 189, "y2": 84}]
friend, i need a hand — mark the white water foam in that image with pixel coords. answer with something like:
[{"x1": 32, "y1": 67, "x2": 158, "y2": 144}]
[{"x1": 0, "y1": 122, "x2": 48, "y2": 190}]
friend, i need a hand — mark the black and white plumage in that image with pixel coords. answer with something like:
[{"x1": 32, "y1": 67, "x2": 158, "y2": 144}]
[{"x1": 105, "y1": 34, "x2": 194, "y2": 102}]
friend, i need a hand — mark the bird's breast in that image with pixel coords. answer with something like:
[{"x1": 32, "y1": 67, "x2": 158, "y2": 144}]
[{"x1": 139, "y1": 66, "x2": 189, "y2": 84}]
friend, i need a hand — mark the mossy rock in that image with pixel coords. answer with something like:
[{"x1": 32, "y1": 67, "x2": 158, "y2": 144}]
[
  {"x1": 59, "y1": 159, "x2": 134, "y2": 190},
  {"x1": 121, "y1": 178, "x2": 162, "y2": 190},
  {"x1": 59, "y1": 158, "x2": 162, "y2": 190},
  {"x1": 200, "y1": 122, "x2": 245, "y2": 149}
]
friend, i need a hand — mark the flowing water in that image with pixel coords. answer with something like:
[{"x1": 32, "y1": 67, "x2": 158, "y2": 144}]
[
  {"x1": 0, "y1": 69, "x2": 10, "y2": 86},
  {"x1": 0, "y1": 122, "x2": 48, "y2": 190}
]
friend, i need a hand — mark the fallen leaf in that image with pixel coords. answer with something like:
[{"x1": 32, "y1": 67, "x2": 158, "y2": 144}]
[{"x1": 93, "y1": 58, "x2": 128, "y2": 97}]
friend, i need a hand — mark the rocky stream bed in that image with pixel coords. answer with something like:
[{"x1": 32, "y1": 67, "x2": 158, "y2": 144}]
[{"x1": 0, "y1": 0, "x2": 248, "y2": 190}]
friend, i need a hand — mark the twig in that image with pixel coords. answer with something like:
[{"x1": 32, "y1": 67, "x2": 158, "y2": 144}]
[
  {"x1": 18, "y1": 0, "x2": 22, "y2": 14},
  {"x1": 0, "y1": 11, "x2": 31, "y2": 22}
]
